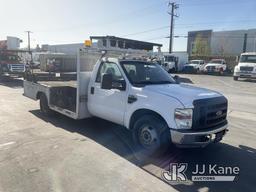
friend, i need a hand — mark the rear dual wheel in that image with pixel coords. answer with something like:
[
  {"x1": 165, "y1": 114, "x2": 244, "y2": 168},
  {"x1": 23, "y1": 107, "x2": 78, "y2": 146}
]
[{"x1": 39, "y1": 94, "x2": 55, "y2": 116}]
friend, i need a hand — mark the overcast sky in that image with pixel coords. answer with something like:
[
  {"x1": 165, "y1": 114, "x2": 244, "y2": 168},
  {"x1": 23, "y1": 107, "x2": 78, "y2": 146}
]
[{"x1": 0, "y1": 0, "x2": 255, "y2": 51}]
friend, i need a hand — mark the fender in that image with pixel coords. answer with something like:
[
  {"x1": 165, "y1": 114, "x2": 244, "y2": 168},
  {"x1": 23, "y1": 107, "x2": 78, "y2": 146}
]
[{"x1": 124, "y1": 92, "x2": 184, "y2": 130}]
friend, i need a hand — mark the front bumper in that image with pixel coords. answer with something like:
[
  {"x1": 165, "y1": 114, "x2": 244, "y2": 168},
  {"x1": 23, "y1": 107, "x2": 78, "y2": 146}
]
[
  {"x1": 170, "y1": 124, "x2": 228, "y2": 148},
  {"x1": 234, "y1": 71, "x2": 256, "y2": 78}
]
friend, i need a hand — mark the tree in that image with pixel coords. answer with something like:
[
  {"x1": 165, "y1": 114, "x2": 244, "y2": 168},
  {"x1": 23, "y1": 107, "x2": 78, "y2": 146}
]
[{"x1": 192, "y1": 34, "x2": 210, "y2": 56}]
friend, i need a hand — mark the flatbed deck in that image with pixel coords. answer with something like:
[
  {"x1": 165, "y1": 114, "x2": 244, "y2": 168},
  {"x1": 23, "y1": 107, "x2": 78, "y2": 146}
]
[{"x1": 37, "y1": 81, "x2": 77, "y2": 88}]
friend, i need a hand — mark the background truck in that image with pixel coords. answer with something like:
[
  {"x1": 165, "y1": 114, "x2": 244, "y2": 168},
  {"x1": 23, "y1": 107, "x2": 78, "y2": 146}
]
[
  {"x1": 183, "y1": 60, "x2": 205, "y2": 73},
  {"x1": 204, "y1": 59, "x2": 227, "y2": 75},
  {"x1": 233, "y1": 52, "x2": 256, "y2": 81},
  {"x1": 0, "y1": 50, "x2": 25, "y2": 79},
  {"x1": 24, "y1": 48, "x2": 229, "y2": 156},
  {"x1": 161, "y1": 52, "x2": 188, "y2": 73},
  {"x1": 162, "y1": 54, "x2": 178, "y2": 73}
]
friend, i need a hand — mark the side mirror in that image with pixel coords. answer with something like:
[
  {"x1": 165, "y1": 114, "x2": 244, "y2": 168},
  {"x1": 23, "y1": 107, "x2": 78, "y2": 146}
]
[
  {"x1": 101, "y1": 73, "x2": 113, "y2": 90},
  {"x1": 173, "y1": 75, "x2": 180, "y2": 83},
  {"x1": 236, "y1": 56, "x2": 240, "y2": 62},
  {"x1": 112, "y1": 80, "x2": 126, "y2": 91}
]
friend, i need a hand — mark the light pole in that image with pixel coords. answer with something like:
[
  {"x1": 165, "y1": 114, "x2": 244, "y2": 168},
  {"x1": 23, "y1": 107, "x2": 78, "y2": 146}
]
[
  {"x1": 25, "y1": 31, "x2": 33, "y2": 63},
  {"x1": 254, "y1": 37, "x2": 256, "y2": 52}
]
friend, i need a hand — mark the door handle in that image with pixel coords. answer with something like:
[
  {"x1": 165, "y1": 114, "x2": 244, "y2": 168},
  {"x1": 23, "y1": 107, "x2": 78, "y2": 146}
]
[
  {"x1": 90, "y1": 87, "x2": 95, "y2": 95},
  {"x1": 128, "y1": 95, "x2": 137, "y2": 104}
]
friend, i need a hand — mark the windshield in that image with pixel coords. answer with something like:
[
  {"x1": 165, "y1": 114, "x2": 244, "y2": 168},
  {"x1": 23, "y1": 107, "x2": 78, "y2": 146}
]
[
  {"x1": 0, "y1": 54, "x2": 20, "y2": 62},
  {"x1": 240, "y1": 55, "x2": 256, "y2": 63},
  {"x1": 190, "y1": 60, "x2": 200, "y2": 64},
  {"x1": 164, "y1": 56, "x2": 175, "y2": 62},
  {"x1": 121, "y1": 61, "x2": 176, "y2": 86},
  {"x1": 210, "y1": 60, "x2": 223, "y2": 64}
]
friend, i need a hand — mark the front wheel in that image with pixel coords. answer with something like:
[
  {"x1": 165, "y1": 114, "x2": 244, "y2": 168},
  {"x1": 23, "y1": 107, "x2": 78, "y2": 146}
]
[
  {"x1": 219, "y1": 68, "x2": 224, "y2": 75},
  {"x1": 132, "y1": 114, "x2": 171, "y2": 157},
  {"x1": 233, "y1": 76, "x2": 239, "y2": 81},
  {"x1": 168, "y1": 68, "x2": 176, "y2": 74}
]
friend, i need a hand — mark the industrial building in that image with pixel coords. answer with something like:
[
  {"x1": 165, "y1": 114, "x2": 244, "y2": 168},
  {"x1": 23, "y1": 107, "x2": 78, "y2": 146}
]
[
  {"x1": 41, "y1": 36, "x2": 162, "y2": 54},
  {"x1": 187, "y1": 29, "x2": 256, "y2": 56},
  {"x1": 0, "y1": 36, "x2": 22, "y2": 50}
]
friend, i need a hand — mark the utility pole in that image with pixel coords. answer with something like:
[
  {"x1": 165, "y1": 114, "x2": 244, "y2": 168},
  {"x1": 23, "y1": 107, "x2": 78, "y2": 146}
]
[
  {"x1": 25, "y1": 31, "x2": 33, "y2": 62},
  {"x1": 168, "y1": 2, "x2": 179, "y2": 53},
  {"x1": 243, "y1": 33, "x2": 247, "y2": 53}
]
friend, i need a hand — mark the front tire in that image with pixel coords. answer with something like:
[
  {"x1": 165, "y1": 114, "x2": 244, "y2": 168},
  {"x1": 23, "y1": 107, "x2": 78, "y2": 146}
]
[
  {"x1": 40, "y1": 94, "x2": 55, "y2": 116},
  {"x1": 219, "y1": 68, "x2": 224, "y2": 75},
  {"x1": 233, "y1": 76, "x2": 239, "y2": 81},
  {"x1": 132, "y1": 114, "x2": 171, "y2": 157}
]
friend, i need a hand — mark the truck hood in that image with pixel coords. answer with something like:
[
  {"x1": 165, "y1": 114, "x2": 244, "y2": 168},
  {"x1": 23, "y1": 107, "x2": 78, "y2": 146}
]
[
  {"x1": 185, "y1": 64, "x2": 198, "y2": 67},
  {"x1": 205, "y1": 63, "x2": 224, "y2": 67},
  {"x1": 144, "y1": 84, "x2": 222, "y2": 107}
]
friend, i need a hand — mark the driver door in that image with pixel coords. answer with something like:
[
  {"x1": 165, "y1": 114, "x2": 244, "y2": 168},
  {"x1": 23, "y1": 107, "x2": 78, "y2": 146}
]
[{"x1": 89, "y1": 61, "x2": 128, "y2": 125}]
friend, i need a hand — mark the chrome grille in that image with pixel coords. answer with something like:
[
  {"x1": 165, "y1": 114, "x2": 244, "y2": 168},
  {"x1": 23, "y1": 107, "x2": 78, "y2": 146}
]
[
  {"x1": 240, "y1": 66, "x2": 253, "y2": 72},
  {"x1": 10, "y1": 64, "x2": 25, "y2": 72},
  {"x1": 193, "y1": 97, "x2": 228, "y2": 130}
]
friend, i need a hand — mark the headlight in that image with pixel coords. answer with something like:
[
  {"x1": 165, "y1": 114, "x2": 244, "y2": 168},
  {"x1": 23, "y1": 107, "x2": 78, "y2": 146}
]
[
  {"x1": 1, "y1": 64, "x2": 9, "y2": 72},
  {"x1": 174, "y1": 108, "x2": 193, "y2": 129},
  {"x1": 234, "y1": 66, "x2": 239, "y2": 72}
]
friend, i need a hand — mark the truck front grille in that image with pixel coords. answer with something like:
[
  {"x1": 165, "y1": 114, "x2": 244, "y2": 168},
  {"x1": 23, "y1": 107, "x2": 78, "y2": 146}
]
[
  {"x1": 240, "y1": 66, "x2": 253, "y2": 72},
  {"x1": 183, "y1": 66, "x2": 195, "y2": 72},
  {"x1": 10, "y1": 64, "x2": 25, "y2": 72},
  {"x1": 192, "y1": 97, "x2": 228, "y2": 130},
  {"x1": 206, "y1": 66, "x2": 216, "y2": 71}
]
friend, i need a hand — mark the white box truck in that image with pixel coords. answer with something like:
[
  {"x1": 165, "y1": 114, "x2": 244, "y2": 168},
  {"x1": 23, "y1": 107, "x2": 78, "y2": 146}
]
[
  {"x1": 24, "y1": 48, "x2": 229, "y2": 156},
  {"x1": 161, "y1": 52, "x2": 188, "y2": 73},
  {"x1": 233, "y1": 52, "x2": 256, "y2": 81}
]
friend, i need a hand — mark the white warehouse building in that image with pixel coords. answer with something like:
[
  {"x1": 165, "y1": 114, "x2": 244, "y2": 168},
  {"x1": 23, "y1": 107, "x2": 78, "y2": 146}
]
[{"x1": 187, "y1": 29, "x2": 256, "y2": 56}]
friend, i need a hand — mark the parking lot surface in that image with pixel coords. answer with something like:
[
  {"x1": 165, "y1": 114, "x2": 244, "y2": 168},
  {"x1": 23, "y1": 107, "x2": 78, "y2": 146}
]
[{"x1": 0, "y1": 75, "x2": 255, "y2": 192}]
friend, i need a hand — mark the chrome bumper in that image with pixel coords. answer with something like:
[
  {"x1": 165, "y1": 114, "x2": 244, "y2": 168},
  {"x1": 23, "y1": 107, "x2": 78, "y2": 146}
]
[
  {"x1": 170, "y1": 124, "x2": 228, "y2": 148},
  {"x1": 234, "y1": 72, "x2": 256, "y2": 78}
]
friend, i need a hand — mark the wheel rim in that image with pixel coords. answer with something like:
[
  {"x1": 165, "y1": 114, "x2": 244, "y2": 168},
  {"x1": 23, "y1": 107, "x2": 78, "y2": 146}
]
[{"x1": 139, "y1": 125, "x2": 159, "y2": 149}]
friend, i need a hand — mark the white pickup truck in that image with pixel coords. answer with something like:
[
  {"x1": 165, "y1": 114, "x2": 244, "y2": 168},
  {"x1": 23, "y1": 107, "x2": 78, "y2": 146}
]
[
  {"x1": 204, "y1": 59, "x2": 227, "y2": 75},
  {"x1": 24, "y1": 48, "x2": 228, "y2": 155},
  {"x1": 183, "y1": 60, "x2": 205, "y2": 73},
  {"x1": 233, "y1": 52, "x2": 256, "y2": 81}
]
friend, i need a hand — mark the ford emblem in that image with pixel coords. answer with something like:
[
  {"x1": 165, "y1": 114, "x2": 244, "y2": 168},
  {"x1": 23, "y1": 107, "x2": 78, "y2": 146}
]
[{"x1": 216, "y1": 110, "x2": 223, "y2": 116}]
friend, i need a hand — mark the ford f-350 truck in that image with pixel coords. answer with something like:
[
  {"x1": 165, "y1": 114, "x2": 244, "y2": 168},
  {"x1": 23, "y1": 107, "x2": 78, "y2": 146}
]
[{"x1": 24, "y1": 48, "x2": 228, "y2": 155}]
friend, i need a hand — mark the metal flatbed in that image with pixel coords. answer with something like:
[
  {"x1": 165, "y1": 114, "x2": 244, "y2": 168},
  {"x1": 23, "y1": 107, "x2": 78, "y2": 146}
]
[{"x1": 37, "y1": 81, "x2": 77, "y2": 88}]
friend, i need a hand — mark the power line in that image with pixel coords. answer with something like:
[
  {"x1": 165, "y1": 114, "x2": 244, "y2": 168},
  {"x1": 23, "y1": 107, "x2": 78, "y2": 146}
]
[
  {"x1": 175, "y1": 19, "x2": 256, "y2": 26},
  {"x1": 180, "y1": 0, "x2": 256, "y2": 7},
  {"x1": 119, "y1": 19, "x2": 256, "y2": 39},
  {"x1": 151, "y1": 34, "x2": 256, "y2": 40},
  {"x1": 35, "y1": 2, "x2": 164, "y2": 33},
  {"x1": 121, "y1": 26, "x2": 169, "y2": 38}
]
